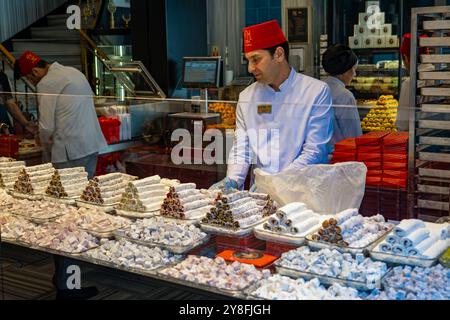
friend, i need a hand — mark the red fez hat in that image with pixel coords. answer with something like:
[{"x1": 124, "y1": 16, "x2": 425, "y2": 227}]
[
  {"x1": 400, "y1": 33, "x2": 429, "y2": 58},
  {"x1": 243, "y1": 20, "x2": 287, "y2": 53},
  {"x1": 16, "y1": 51, "x2": 42, "y2": 76}
]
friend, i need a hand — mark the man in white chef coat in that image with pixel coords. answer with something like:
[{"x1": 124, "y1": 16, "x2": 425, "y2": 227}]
[
  {"x1": 14, "y1": 51, "x2": 107, "y2": 178},
  {"x1": 15, "y1": 51, "x2": 106, "y2": 300},
  {"x1": 211, "y1": 20, "x2": 333, "y2": 190}
]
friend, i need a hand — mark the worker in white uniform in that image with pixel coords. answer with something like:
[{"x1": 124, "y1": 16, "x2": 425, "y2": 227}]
[
  {"x1": 396, "y1": 34, "x2": 430, "y2": 131},
  {"x1": 15, "y1": 51, "x2": 107, "y2": 300},
  {"x1": 322, "y1": 44, "x2": 362, "y2": 149},
  {"x1": 210, "y1": 20, "x2": 333, "y2": 190},
  {"x1": 15, "y1": 51, "x2": 107, "y2": 178}
]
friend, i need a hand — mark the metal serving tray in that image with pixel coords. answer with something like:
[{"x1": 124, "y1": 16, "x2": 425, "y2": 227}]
[
  {"x1": 305, "y1": 226, "x2": 393, "y2": 256},
  {"x1": 200, "y1": 218, "x2": 269, "y2": 238},
  {"x1": 253, "y1": 224, "x2": 313, "y2": 246},
  {"x1": 76, "y1": 200, "x2": 116, "y2": 213},
  {"x1": 418, "y1": 184, "x2": 449, "y2": 195},
  {"x1": 274, "y1": 261, "x2": 388, "y2": 291},
  {"x1": 370, "y1": 250, "x2": 439, "y2": 268},
  {"x1": 115, "y1": 208, "x2": 159, "y2": 219},
  {"x1": 156, "y1": 268, "x2": 257, "y2": 299},
  {"x1": 43, "y1": 195, "x2": 77, "y2": 206},
  {"x1": 421, "y1": 103, "x2": 450, "y2": 114},
  {"x1": 114, "y1": 229, "x2": 210, "y2": 255}
]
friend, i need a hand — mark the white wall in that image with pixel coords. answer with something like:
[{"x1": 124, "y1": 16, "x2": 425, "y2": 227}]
[{"x1": 0, "y1": 0, "x2": 67, "y2": 42}]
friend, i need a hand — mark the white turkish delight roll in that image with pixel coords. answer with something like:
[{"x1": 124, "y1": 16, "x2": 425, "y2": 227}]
[
  {"x1": 234, "y1": 208, "x2": 261, "y2": 220},
  {"x1": 173, "y1": 183, "x2": 196, "y2": 192},
  {"x1": 249, "y1": 192, "x2": 269, "y2": 201},
  {"x1": 135, "y1": 183, "x2": 166, "y2": 194},
  {"x1": 406, "y1": 234, "x2": 440, "y2": 257},
  {"x1": 59, "y1": 172, "x2": 88, "y2": 182},
  {"x1": 228, "y1": 197, "x2": 254, "y2": 210},
  {"x1": 420, "y1": 239, "x2": 449, "y2": 259},
  {"x1": 223, "y1": 191, "x2": 249, "y2": 203},
  {"x1": 28, "y1": 169, "x2": 54, "y2": 178},
  {"x1": 334, "y1": 208, "x2": 359, "y2": 225},
  {"x1": 180, "y1": 194, "x2": 205, "y2": 204},
  {"x1": 232, "y1": 201, "x2": 258, "y2": 216},
  {"x1": 340, "y1": 215, "x2": 364, "y2": 230},
  {"x1": 132, "y1": 175, "x2": 161, "y2": 187},
  {"x1": 184, "y1": 206, "x2": 212, "y2": 219},
  {"x1": 291, "y1": 217, "x2": 320, "y2": 235},
  {"x1": 57, "y1": 167, "x2": 85, "y2": 175},
  {"x1": 275, "y1": 202, "x2": 307, "y2": 220},
  {"x1": 102, "y1": 196, "x2": 121, "y2": 205},
  {"x1": 402, "y1": 228, "x2": 430, "y2": 248},
  {"x1": 100, "y1": 182, "x2": 128, "y2": 193},
  {"x1": 268, "y1": 216, "x2": 280, "y2": 227},
  {"x1": 160, "y1": 178, "x2": 180, "y2": 187},
  {"x1": 0, "y1": 165, "x2": 25, "y2": 174},
  {"x1": 141, "y1": 196, "x2": 165, "y2": 206},
  {"x1": 95, "y1": 173, "x2": 124, "y2": 183},
  {"x1": 394, "y1": 219, "x2": 426, "y2": 238},
  {"x1": 284, "y1": 210, "x2": 316, "y2": 227},
  {"x1": 237, "y1": 215, "x2": 262, "y2": 228},
  {"x1": 177, "y1": 189, "x2": 199, "y2": 199},
  {"x1": 392, "y1": 244, "x2": 407, "y2": 256},
  {"x1": 139, "y1": 190, "x2": 167, "y2": 199},
  {"x1": 26, "y1": 163, "x2": 53, "y2": 173},
  {"x1": 183, "y1": 200, "x2": 210, "y2": 212}
]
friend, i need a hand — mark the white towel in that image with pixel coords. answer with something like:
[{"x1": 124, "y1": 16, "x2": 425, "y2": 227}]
[
  {"x1": 394, "y1": 219, "x2": 426, "y2": 237},
  {"x1": 284, "y1": 210, "x2": 316, "y2": 227},
  {"x1": 386, "y1": 234, "x2": 400, "y2": 245},
  {"x1": 276, "y1": 202, "x2": 307, "y2": 220},
  {"x1": 392, "y1": 244, "x2": 407, "y2": 256},
  {"x1": 406, "y1": 234, "x2": 440, "y2": 257},
  {"x1": 422, "y1": 240, "x2": 449, "y2": 259},
  {"x1": 380, "y1": 243, "x2": 392, "y2": 253},
  {"x1": 402, "y1": 228, "x2": 430, "y2": 248},
  {"x1": 290, "y1": 217, "x2": 320, "y2": 235}
]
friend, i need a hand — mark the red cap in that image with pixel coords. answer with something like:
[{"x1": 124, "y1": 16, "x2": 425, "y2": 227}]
[
  {"x1": 243, "y1": 20, "x2": 287, "y2": 53},
  {"x1": 16, "y1": 51, "x2": 41, "y2": 76},
  {"x1": 400, "y1": 34, "x2": 429, "y2": 58}
]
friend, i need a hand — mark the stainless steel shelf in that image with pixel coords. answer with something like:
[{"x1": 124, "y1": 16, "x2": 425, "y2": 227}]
[{"x1": 418, "y1": 199, "x2": 449, "y2": 211}]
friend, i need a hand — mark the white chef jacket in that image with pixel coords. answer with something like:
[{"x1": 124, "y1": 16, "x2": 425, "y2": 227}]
[
  {"x1": 37, "y1": 63, "x2": 107, "y2": 163},
  {"x1": 324, "y1": 76, "x2": 362, "y2": 148},
  {"x1": 227, "y1": 68, "x2": 334, "y2": 187}
]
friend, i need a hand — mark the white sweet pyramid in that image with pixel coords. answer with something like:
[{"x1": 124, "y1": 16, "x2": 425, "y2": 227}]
[
  {"x1": 0, "y1": 159, "x2": 25, "y2": 189},
  {"x1": 45, "y1": 167, "x2": 89, "y2": 199},
  {"x1": 117, "y1": 175, "x2": 175, "y2": 212},
  {"x1": 349, "y1": 1, "x2": 399, "y2": 49},
  {"x1": 13, "y1": 163, "x2": 55, "y2": 195}
]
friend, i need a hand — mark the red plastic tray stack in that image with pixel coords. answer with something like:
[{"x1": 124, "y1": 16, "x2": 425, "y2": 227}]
[
  {"x1": 332, "y1": 132, "x2": 409, "y2": 189},
  {"x1": 215, "y1": 234, "x2": 266, "y2": 253},
  {"x1": 356, "y1": 132, "x2": 389, "y2": 187},
  {"x1": 265, "y1": 241, "x2": 299, "y2": 257},
  {"x1": 382, "y1": 132, "x2": 409, "y2": 189}
]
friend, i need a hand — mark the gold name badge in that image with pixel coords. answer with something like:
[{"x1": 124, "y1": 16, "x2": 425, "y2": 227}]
[{"x1": 258, "y1": 104, "x2": 272, "y2": 114}]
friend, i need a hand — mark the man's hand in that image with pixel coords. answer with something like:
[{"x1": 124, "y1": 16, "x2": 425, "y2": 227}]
[
  {"x1": 24, "y1": 121, "x2": 38, "y2": 135},
  {"x1": 209, "y1": 177, "x2": 239, "y2": 191}
]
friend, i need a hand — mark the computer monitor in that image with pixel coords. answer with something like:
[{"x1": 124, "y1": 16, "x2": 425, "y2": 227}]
[{"x1": 182, "y1": 57, "x2": 222, "y2": 88}]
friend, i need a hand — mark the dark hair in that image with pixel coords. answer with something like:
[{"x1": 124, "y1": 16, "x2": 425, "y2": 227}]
[
  {"x1": 14, "y1": 59, "x2": 48, "y2": 79},
  {"x1": 265, "y1": 42, "x2": 290, "y2": 63}
]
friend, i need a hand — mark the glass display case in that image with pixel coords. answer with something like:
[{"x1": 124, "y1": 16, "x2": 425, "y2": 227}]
[{"x1": 327, "y1": 0, "x2": 404, "y2": 100}]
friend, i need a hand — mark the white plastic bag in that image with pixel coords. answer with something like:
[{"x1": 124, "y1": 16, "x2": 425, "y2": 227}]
[{"x1": 254, "y1": 162, "x2": 367, "y2": 215}]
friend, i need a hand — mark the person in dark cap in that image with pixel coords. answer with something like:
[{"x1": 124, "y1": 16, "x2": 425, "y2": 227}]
[{"x1": 322, "y1": 44, "x2": 362, "y2": 149}]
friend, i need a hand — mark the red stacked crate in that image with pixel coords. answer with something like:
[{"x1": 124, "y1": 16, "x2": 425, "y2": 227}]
[
  {"x1": 265, "y1": 242, "x2": 299, "y2": 257},
  {"x1": 356, "y1": 132, "x2": 390, "y2": 187},
  {"x1": 0, "y1": 135, "x2": 19, "y2": 157},
  {"x1": 382, "y1": 132, "x2": 409, "y2": 189},
  {"x1": 331, "y1": 138, "x2": 356, "y2": 163}
]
